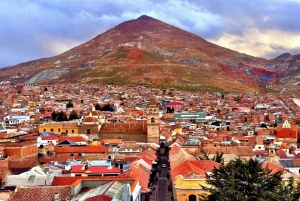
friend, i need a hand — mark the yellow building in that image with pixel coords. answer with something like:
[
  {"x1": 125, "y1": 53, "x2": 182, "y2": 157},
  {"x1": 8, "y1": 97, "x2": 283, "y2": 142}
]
[
  {"x1": 169, "y1": 144, "x2": 220, "y2": 201},
  {"x1": 174, "y1": 175, "x2": 209, "y2": 201},
  {"x1": 39, "y1": 121, "x2": 79, "y2": 134},
  {"x1": 28, "y1": 101, "x2": 36, "y2": 107}
]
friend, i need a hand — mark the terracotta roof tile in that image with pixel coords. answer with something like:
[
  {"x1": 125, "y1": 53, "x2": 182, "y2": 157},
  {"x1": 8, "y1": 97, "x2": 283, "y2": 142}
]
[
  {"x1": 11, "y1": 186, "x2": 71, "y2": 201},
  {"x1": 172, "y1": 160, "x2": 220, "y2": 181},
  {"x1": 292, "y1": 159, "x2": 300, "y2": 167},
  {"x1": 262, "y1": 162, "x2": 285, "y2": 175},
  {"x1": 54, "y1": 145, "x2": 106, "y2": 153},
  {"x1": 52, "y1": 176, "x2": 136, "y2": 187},
  {"x1": 121, "y1": 162, "x2": 151, "y2": 193},
  {"x1": 57, "y1": 136, "x2": 87, "y2": 143},
  {"x1": 202, "y1": 146, "x2": 254, "y2": 157},
  {"x1": 42, "y1": 136, "x2": 58, "y2": 140},
  {"x1": 38, "y1": 153, "x2": 81, "y2": 163}
]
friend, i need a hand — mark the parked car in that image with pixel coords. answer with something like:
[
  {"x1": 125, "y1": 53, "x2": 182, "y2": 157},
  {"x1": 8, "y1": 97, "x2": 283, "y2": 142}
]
[{"x1": 162, "y1": 164, "x2": 167, "y2": 168}]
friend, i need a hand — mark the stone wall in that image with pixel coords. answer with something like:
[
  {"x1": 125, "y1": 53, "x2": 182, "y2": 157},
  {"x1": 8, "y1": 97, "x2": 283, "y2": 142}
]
[
  {"x1": 98, "y1": 132, "x2": 147, "y2": 142},
  {"x1": 78, "y1": 124, "x2": 99, "y2": 135}
]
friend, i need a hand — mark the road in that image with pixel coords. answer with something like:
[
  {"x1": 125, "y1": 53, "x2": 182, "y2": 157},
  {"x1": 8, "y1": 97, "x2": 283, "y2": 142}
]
[{"x1": 149, "y1": 149, "x2": 173, "y2": 201}]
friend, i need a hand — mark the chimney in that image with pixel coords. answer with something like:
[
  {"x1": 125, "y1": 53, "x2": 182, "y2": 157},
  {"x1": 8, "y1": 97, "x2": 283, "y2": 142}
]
[{"x1": 54, "y1": 192, "x2": 60, "y2": 201}]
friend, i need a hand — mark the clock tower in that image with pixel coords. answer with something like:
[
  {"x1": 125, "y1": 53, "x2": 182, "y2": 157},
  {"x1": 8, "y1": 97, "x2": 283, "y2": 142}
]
[{"x1": 146, "y1": 99, "x2": 160, "y2": 144}]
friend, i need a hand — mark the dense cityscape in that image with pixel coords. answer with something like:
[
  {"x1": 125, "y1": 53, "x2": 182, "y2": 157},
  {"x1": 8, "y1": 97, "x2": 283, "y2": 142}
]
[
  {"x1": 1, "y1": 1, "x2": 300, "y2": 200},
  {"x1": 0, "y1": 82, "x2": 299, "y2": 200}
]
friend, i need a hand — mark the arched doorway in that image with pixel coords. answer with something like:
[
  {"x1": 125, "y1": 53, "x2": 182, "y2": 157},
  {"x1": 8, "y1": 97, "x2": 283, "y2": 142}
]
[{"x1": 189, "y1": 194, "x2": 196, "y2": 201}]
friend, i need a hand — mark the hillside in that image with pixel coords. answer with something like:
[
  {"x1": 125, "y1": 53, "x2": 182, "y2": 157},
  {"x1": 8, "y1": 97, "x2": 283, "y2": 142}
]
[{"x1": 0, "y1": 15, "x2": 283, "y2": 93}]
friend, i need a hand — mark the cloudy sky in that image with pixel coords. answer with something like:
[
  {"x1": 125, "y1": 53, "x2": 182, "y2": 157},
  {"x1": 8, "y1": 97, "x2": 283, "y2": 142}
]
[{"x1": 1, "y1": 0, "x2": 300, "y2": 68}]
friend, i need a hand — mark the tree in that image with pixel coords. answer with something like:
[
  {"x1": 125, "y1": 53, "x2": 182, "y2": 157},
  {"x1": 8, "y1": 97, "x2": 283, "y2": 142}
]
[
  {"x1": 199, "y1": 148, "x2": 224, "y2": 165},
  {"x1": 200, "y1": 158, "x2": 283, "y2": 201},
  {"x1": 95, "y1": 103, "x2": 101, "y2": 111},
  {"x1": 57, "y1": 111, "x2": 68, "y2": 121},
  {"x1": 277, "y1": 177, "x2": 300, "y2": 201},
  {"x1": 69, "y1": 110, "x2": 79, "y2": 120},
  {"x1": 66, "y1": 101, "x2": 73, "y2": 108},
  {"x1": 211, "y1": 121, "x2": 221, "y2": 126},
  {"x1": 100, "y1": 104, "x2": 114, "y2": 112},
  {"x1": 51, "y1": 111, "x2": 58, "y2": 121}
]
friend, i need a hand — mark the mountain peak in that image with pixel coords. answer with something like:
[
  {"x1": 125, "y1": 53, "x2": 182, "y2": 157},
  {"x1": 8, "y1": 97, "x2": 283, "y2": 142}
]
[
  {"x1": 274, "y1": 53, "x2": 291, "y2": 60},
  {"x1": 137, "y1": 15, "x2": 155, "y2": 20}
]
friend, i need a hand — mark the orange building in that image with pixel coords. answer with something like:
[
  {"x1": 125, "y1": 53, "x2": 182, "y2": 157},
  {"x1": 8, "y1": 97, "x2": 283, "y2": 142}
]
[{"x1": 275, "y1": 119, "x2": 298, "y2": 139}]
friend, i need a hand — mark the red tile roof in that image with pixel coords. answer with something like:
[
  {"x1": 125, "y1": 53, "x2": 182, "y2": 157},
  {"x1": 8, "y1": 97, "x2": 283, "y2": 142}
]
[
  {"x1": 121, "y1": 162, "x2": 151, "y2": 193},
  {"x1": 172, "y1": 160, "x2": 220, "y2": 181},
  {"x1": 262, "y1": 162, "x2": 285, "y2": 175},
  {"x1": 202, "y1": 146, "x2": 254, "y2": 156},
  {"x1": 38, "y1": 153, "x2": 81, "y2": 163},
  {"x1": 101, "y1": 139, "x2": 123, "y2": 144},
  {"x1": 57, "y1": 136, "x2": 87, "y2": 143},
  {"x1": 43, "y1": 136, "x2": 58, "y2": 140},
  {"x1": 11, "y1": 186, "x2": 71, "y2": 201},
  {"x1": 141, "y1": 155, "x2": 152, "y2": 166},
  {"x1": 54, "y1": 145, "x2": 106, "y2": 153},
  {"x1": 135, "y1": 149, "x2": 157, "y2": 161}
]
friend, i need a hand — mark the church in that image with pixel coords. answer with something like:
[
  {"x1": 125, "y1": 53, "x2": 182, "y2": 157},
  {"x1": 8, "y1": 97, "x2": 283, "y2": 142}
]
[{"x1": 98, "y1": 99, "x2": 161, "y2": 144}]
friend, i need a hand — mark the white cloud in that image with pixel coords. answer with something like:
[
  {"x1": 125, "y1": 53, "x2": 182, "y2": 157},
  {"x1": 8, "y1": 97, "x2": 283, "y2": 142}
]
[{"x1": 210, "y1": 27, "x2": 300, "y2": 59}]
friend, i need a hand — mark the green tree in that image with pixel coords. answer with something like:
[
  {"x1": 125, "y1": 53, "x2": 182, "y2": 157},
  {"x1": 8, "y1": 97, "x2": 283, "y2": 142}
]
[
  {"x1": 66, "y1": 101, "x2": 73, "y2": 108},
  {"x1": 51, "y1": 111, "x2": 58, "y2": 121},
  {"x1": 199, "y1": 148, "x2": 224, "y2": 165},
  {"x1": 200, "y1": 158, "x2": 283, "y2": 201},
  {"x1": 69, "y1": 110, "x2": 79, "y2": 120},
  {"x1": 94, "y1": 103, "x2": 101, "y2": 110},
  {"x1": 57, "y1": 111, "x2": 68, "y2": 121}
]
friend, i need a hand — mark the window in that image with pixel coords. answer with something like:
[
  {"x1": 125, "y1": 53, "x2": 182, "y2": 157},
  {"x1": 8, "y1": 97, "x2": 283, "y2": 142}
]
[
  {"x1": 87, "y1": 129, "x2": 90, "y2": 134},
  {"x1": 50, "y1": 128, "x2": 53, "y2": 132},
  {"x1": 66, "y1": 130, "x2": 68, "y2": 134},
  {"x1": 58, "y1": 128, "x2": 60, "y2": 132},
  {"x1": 43, "y1": 129, "x2": 46, "y2": 132},
  {"x1": 72, "y1": 130, "x2": 74, "y2": 134},
  {"x1": 151, "y1": 117, "x2": 155, "y2": 123}
]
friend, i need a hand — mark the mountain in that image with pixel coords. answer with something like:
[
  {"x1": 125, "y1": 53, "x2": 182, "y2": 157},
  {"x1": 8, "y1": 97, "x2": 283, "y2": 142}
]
[
  {"x1": 270, "y1": 53, "x2": 300, "y2": 85},
  {"x1": 0, "y1": 15, "x2": 282, "y2": 93},
  {"x1": 273, "y1": 53, "x2": 292, "y2": 60}
]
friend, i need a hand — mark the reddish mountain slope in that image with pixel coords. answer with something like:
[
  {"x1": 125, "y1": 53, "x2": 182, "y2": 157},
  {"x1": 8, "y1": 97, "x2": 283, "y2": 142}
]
[{"x1": 0, "y1": 15, "x2": 279, "y2": 93}]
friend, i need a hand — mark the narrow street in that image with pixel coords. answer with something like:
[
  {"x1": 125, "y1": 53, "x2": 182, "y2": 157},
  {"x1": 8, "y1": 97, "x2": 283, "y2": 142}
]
[{"x1": 149, "y1": 148, "x2": 173, "y2": 201}]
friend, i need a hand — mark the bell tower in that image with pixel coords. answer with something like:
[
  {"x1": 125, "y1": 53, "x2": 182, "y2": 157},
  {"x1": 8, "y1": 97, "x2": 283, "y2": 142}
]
[{"x1": 146, "y1": 99, "x2": 160, "y2": 144}]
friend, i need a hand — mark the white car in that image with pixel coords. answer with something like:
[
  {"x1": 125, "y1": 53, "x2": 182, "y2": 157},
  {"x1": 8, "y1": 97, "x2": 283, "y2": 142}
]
[{"x1": 162, "y1": 164, "x2": 167, "y2": 168}]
